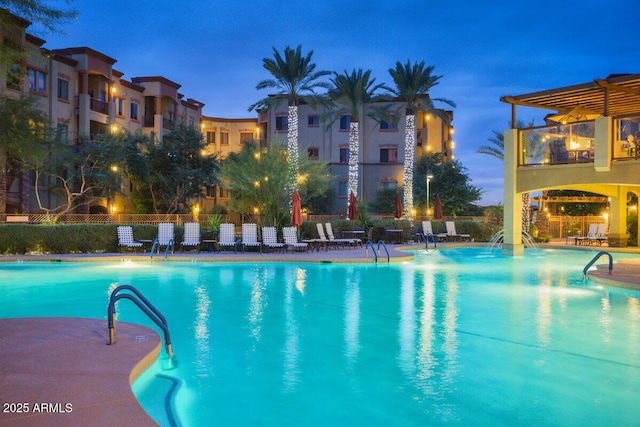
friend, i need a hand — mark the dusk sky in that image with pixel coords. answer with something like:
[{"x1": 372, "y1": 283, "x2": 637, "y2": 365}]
[{"x1": 39, "y1": 0, "x2": 640, "y2": 205}]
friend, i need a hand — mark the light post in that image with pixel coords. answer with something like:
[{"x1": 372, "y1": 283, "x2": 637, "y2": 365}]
[{"x1": 426, "y1": 169, "x2": 433, "y2": 218}]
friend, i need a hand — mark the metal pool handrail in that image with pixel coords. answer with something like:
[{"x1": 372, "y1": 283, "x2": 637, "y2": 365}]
[
  {"x1": 108, "y1": 284, "x2": 174, "y2": 358},
  {"x1": 583, "y1": 251, "x2": 613, "y2": 280}
]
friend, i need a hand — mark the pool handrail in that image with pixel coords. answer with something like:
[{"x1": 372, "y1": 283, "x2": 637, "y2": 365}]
[
  {"x1": 108, "y1": 284, "x2": 174, "y2": 358},
  {"x1": 364, "y1": 240, "x2": 378, "y2": 263},
  {"x1": 377, "y1": 240, "x2": 390, "y2": 263},
  {"x1": 583, "y1": 251, "x2": 613, "y2": 280}
]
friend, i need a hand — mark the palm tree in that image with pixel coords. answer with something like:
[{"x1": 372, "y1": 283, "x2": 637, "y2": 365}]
[
  {"x1": 387, "y1": 60, "x2": 455, "y2": 217},
  {"x1": 322, "y1": 69, "x2": 387, "y2": 206},
  {"x1": 248, "y1": 45, "x2": 330, "y2": 196}
]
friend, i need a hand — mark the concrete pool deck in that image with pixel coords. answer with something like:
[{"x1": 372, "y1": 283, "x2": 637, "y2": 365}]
[{"x1": 2, "y1": 240, "x2": 640, "y2": 426}]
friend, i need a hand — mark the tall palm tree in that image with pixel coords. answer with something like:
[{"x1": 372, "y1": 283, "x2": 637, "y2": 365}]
[
  {"x1": 248, "y1": 45, "x2": 330, "y2": 196},
  {"x1": 322, "y1": 69, "x2": 387, "y2": 206},
  {"x1": 387, "y1": 60, "x2": 455, "y2": 217}
]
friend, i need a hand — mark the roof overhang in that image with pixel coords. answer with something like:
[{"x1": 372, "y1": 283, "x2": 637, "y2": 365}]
[{"x1": 501, "y1": 73, "x2": 640, "y2": 118}]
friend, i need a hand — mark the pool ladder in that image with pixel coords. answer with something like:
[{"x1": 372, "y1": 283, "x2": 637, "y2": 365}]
[
  {"x1": 107, "y1": 284, "x2": 174, "y2": 359},
  {"x1": 365, "y1": 240, "x2": 390, "y2": 263},
  {"x1": 583, "y1": 251, "x2": 613, "y2": 280}
]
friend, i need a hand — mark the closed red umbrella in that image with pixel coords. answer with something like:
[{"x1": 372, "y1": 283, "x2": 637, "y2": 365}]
[
  {"x1": 434, "y1": 194, "x2": 443, "y2": 220},
  {"x1": 291, "y1": 191, "x2": 302, "y2": 227},
  {"x1": 348, "y1": 191, "x2": 358, "y2": 220},
  {"x1": 394, "y1": 192, "x2": 403, "y2": 219}
]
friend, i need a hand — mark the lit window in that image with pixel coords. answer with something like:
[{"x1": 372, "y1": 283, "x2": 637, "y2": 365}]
[
  {"x1": 380, "y1": 148, "x2": 398, "y2": 163},
  {"x1": 308, "y1": 147, "x2": 319, "y2": 160},
  {"x1": 339, "y1": 115, "x2": 351, "y2": 130},
  {"x1": 276, "y1": 116, "x2": 288, "y2": 131}
]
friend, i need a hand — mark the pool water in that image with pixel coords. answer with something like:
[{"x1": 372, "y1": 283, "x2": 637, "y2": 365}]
[{"x1": 2, "y1": 248, "x2": 640, "y2": 426}]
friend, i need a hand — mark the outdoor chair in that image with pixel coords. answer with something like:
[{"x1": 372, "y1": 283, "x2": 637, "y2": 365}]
[
  {"x1": 445, "y1": 221, "x2": 471, "y2": 241},
  {"x1": 241, "y1": 223, "x2": 262, "y2": 253},
  {"x1": 261, "y1": 226, "x2": 285, "y2": 252},
  {"x1": 180, "y1": 222, "x2": 201, "y2": 252},
  {"x1": 151, "y1": 222, "x2": 175, "y2": 257},
  {"x1": 218, "y1": 223, "x2": 238, "y2": 253},
  {"x1": 283, "y1": 226, "x2": 309, "y2": 252},
  {"x1": 325, "y1": 222, "x2": 360, "y2": 248},
  {"x1": 117, "y1": 226, "x2": 143, "y2": 252}
]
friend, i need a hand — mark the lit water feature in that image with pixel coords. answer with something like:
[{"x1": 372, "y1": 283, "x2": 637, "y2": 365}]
[{"x1": 1, "y1": 248, "x2": 639, "y2": 426}]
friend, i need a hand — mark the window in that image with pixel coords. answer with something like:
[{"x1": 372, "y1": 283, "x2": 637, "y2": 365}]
[
  {"x1": 338, "y1": 180, "x2": 348, "y2": 197},
  {"x1": 339, "y1": 147, "x2": 349, "y2": 164},
  {"x1": 308, "y1": 147, "x2": 319, "y2": 160},
  {"x1": 130, "y1": 102, "x2": 139, "y2": 120},
  {"x1": 206, "y1": 131, "x2": 216, "y2": 144},
  {"x1": 380, "y1": 148, "x2": 398, "y2": 163},
  {"x1": 308, "y1": 115, "x2": 319, "y2": 127},
  {"x1": 57, "y1": 79, "x2": 69, "y2": 100},
  {"x1": 380, "y1": 179, "x2": 398, "y2": 190},
  {"x1": 220, "y1": 132, "x2": 229, "y2": 145},
  {"x1": 380, "y1": 119, "x2": 398, "y2": 130},
  {"x1": 28, "y1": 68, "x2": 46, "y2": 94},
  {"x1": 240, "y1": 132, "x2": 254, "y2": 143},
  {"x1": 114, "y1": 98, "x2": 124, "y2": 117},
  {"x1": 276, "y1": 116, "x2": 288, "y2": 131},
  {"x1": 339, "y1": 115, "x2": 351, "y2": 130}
]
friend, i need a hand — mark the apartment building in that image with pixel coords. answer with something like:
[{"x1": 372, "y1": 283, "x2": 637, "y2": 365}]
[
  {"x1": 260, "y1": 101, "x2": 453, "y2": 216},
  {"x1": 1, "y1": 11, "x2": 452, "y2": 217}
]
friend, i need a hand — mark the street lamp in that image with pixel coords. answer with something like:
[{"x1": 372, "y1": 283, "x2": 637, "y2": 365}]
[{"x1": 426, "y1": 169, "x2": 433, "y2": 218}]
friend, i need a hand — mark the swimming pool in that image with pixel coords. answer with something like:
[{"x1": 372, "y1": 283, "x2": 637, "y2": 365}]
[{"x1": 2, "y1": 247, "x2": 640, "y2": 426}]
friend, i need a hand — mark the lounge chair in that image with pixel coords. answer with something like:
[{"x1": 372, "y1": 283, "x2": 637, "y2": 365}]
[
  {"x1": 325, "y1": 222, "x2": 360, "y2": 248},
  {"x1": 445, "y1": 221, "x2": 471, "y2": 241},
  {"x1": 151, "y1": 222, "x2": 174, "y2": 257},
  {"x1": 241, "y1": 223, "x2": 262, "y2": 253},
  {"x1": 180, "y1": 222, "x2": 200, "y2": 252},
  {"x1": 117, "y1": 226, "x2": 143, "y2": 252},
  {"x1": 261, "y1": 226, "x2": 285, "y2": 252},
  {"x1": 283, "y1": 226, "x2": 309, "y2": 252},
  {"x1": 218, "y1": 223, "x2": 238, "y2": 253}
]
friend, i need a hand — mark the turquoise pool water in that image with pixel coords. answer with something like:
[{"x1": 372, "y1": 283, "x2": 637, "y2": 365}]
[{"x1": 2, "y1": 248, "x2": 640, "y2": 426}]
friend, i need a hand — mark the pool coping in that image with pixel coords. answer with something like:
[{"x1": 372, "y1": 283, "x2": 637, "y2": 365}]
[{"x1": 0, "y1": 317, "x2": 161, "y2": 427}]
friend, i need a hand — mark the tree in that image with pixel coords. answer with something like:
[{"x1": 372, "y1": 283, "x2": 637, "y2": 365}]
[
  {"x1": 220, "y1": 141, "x2": 332, "y2": 228},
  {"x1": 322, "y1": 69, "x2": 386, "y2": 206},
  {"x1": 248, "y1": 45, "x2": 330, "y2": 196},
  {"x1": 1, "y1": 1, "x2": 77, "y2": 79},
  {"x1": 135, "y1": 124, "x2": 220, "y2": 214},
  {"x1": 413, "y1": 152, "x2": 482, "y2": 216},
  {"x1": 0, "y1": 94, "x2": 52, "y2": 215},
  {"x1": 387, "y1": 60, "x2": 455, "y2": 218}
]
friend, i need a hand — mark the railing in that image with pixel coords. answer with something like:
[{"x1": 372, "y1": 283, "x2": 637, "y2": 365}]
[
  {"x1": 364, "y1": 240, "x2": 377, "y2": 263},
  {"x1": 107, "y1": 284, "x2": 174, "y2": 359},
  {"x1": 377, "y1": 240, "x2": 390, "y2": 263},
  {"x1": 583, "y1": 251, "x2": 613, "y2": 280}
]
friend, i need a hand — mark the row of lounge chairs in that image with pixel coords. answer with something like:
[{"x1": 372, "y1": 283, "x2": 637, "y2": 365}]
[
  {"x1": 419, "y1": 221, "x2": 471, "y2": 242},
  {"x1": 568, "y1": 223, "x2": 608, "y2": 246},
  {"x1": 116, "y1": 222, "x2": 363, "y2": 255}
]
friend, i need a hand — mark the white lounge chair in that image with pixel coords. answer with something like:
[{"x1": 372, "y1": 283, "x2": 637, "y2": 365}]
[
  {"x1": 283, "y1": 226, "x2": 309, "y2": 252},
  {"x1": 325, "y1": 222, "x2": 360, "y2": 248},
  {"x1": 445, "y1": 221, "x2": 471, "y2": 241},
  {"x1": 180, "y1": 222, "x2": 200, "y2": 252},
  {"x1": 241, "y1": 223, "x2": 262, "y2": 253},
  {"x1": 261, "y1": 226, "x2": 285, "y2": 252},
  {"x1": 218, "y1": 223, "x2": 238, "y2": 253},
  {"x1": 151, "y1": 222, "x2": 174, "y2": 257},
  {"x1": 117, "y1": 226, "x2": 143, "y2": 252}
]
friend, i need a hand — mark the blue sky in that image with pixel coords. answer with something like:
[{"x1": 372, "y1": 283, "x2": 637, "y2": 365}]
[{"x1": 39, "y1": 0, "x2": 640, "y2": 205}]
